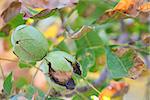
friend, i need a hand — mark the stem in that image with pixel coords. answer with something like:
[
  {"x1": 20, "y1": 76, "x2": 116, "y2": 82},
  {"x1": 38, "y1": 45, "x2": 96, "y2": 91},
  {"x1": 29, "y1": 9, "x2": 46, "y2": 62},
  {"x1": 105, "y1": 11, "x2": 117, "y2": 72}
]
[
  {"x1": 31, "y1": 66, "x2": 39, "y2": 85},
  {"x1": 81, "y1": 76, "x2": 101, "y2": 94},
  {"x1": 0, "y1": 63, "x2": 5, "y2": 80},
  {"x1": 44, "y1": 82, "x2": 51, "y2": 99},
  {"x1": 65, "y1": 67, "x2": 108, "y2": 97},
  {"x1": 0, "y1": 57, "x2": 18, "y2": 62},
  {"x1": 74, "y1": 89, "x2": 89, "y2": 100}
]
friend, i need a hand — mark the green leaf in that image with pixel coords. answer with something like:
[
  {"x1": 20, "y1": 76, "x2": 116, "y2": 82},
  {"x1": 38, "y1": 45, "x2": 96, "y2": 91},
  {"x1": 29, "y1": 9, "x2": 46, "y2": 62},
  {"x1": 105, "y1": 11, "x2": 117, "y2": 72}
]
[
  {"x1": 75, "y1": 30, "x2": 105, "y2": 57},
  {"x1": 25, "y1": 85, "x2": 45, "y2": 99},
  {"x1": 15, "y1": 77, "x2": 28, "y2": 88},
  {"x1": 11, "y1": 25, "x2": 49, "y2": 62},
  {"x1": 56, "y1": 40, "x2": 70, "y2": 53},
  {"x1": 3, "y1": 72, "x2": 13, "y2": 95},
  {"x1": 0, "y1": 32, "x2": 6, "y2": 37},
  {"x1": 0, "y1": 14, "x2": 25, "y2": 37},
  {"x1": 76, "y1": 48, "x2": 95, "y2": 77},
  {"x1": 8, "y1": 13, "x2": 25, "y2": 28},
  {"x1": 18, "y1": 61, "x2": 36, "y2": 68},
  {"x1": 106, "y1": 47, "x2": 135, "y2": 78}
]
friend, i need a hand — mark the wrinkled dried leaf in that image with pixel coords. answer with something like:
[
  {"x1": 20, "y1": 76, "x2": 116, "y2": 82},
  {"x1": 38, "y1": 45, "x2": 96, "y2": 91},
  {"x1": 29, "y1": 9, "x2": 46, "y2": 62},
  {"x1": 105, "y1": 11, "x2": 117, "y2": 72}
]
[
  {"x1": 141, "y1": 33, "x2": 150, "y2": 46},
  {"x1": 1, "y1": 1, "x2": 22, "y2": 23},
  {"x1": 31, "y1": 8, "x2": 57, "y2": 20},
  {"x1": 115, "y1": 47, "x2": 145, "y2": 79},
  {"x1": 96, "y1": 10, "x2": 129, "y2": 24},
  {"x1": 96, "y1": 0, "x2": 145, "y2": 24},
  {"x1": 69, "y1": 25, "x2": 93, "y2": 39}
]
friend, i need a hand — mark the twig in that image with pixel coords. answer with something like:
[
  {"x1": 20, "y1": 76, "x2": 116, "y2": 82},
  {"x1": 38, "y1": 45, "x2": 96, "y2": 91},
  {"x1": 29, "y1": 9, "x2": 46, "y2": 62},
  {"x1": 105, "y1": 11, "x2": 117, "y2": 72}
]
[
  {"x1": 31, "y1": 66, "x2": 39, "y2": 85},
  {"x1": 44, "y1": 83, "x2": 51, "y2": 99},
  {"x1": 74, "y1": 89, "x2": 89, "y2": 100},
  {"x1": 0, "y1": 57, "x2": 18, "y2": 62},
  {"x1": 0, "y1": 63, "x2": 5, "y2": 80},
  {"x1": 81, "y1": 76, "x2": 101, "y2": 94}
]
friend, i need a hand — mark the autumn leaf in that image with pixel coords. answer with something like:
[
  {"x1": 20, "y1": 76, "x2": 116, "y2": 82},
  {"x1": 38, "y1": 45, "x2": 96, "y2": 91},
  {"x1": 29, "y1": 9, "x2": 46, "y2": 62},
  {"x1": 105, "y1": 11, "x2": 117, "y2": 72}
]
[
  {"x1": 96, "y1": 0, "x2": 145, "y2": 24},
  {"x1": 138, "y1": 2, "x2": 150, "y2": 12},
  {"x1": 114, "y1": 47, "x2": 145, "y2": 79},
  {"x1": 141, "y1": 33, "x2": 150, "y2": 46},
  {"x1": 99, "y1": 81, "x2": 129, "y2": 100},
  {"x1": 68, "y1": 25, "x2": 93, "y2": 39}
]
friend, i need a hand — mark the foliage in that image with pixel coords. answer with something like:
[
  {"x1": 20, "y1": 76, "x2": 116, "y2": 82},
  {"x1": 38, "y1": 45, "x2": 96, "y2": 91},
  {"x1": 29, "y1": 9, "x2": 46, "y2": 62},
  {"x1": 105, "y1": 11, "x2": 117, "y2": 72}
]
[{"x1": 0, "y1": 0, "x2": 150, "y2": 99}]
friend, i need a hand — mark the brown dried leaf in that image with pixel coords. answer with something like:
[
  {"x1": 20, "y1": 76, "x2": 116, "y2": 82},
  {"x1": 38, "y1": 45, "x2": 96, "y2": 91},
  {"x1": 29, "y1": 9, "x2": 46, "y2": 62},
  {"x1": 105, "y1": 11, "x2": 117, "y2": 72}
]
[
  {"x1": 129, "y1": 54, "x2": 145, "y2": 79},
  {"x1": 69, "y1": 25, "x2": 93, "y2": 39},
  {"x1": 141, "y1": 33, "x2": 150, "y2": 46},
  {"x1": 1, "y1": 1, "x2": 21, "y2": 23},
  {"x1": 114, "y1": 47, "x2": 145, "y2": 79},
  {"x1": 96, "y1": 0, "x2": 145, "y2": 24},
  {"x1": 31, "y1": 8, "x2": 57, "y2": 20}
]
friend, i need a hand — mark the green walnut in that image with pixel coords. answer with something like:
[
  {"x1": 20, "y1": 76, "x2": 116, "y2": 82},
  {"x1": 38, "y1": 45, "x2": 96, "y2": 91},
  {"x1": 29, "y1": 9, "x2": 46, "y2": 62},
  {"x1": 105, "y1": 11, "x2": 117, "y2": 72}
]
[
  {"x1": 42, "y1": 51, "x2": 82, "y2": 90},
  {"x1": 11, "y1": 25, "x2": 49, "y2": 62}
]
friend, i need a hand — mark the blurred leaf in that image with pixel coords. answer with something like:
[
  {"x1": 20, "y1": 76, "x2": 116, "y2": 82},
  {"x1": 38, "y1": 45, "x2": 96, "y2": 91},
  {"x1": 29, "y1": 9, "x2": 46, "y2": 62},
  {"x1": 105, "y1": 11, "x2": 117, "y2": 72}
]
[
  {"x1": 31, "y1": 9, "x2": 57, "y2": 20},
  {"x1": 141, "y1": 33, "x2": 150, "y2": 46},
  {"x1": 96, "y1": 10, "x2": 129, "y2": 24},
  {"x1": 10, "y1": 94, "x2": 27, "y2": 100},
  {"x1": 75, "y1": 31, "x2": 105, "y2": 57},
  {"x1": 138, "y1": 2, "x2": 150, "y2": 12},
  {"x1": 68, "y1": 25, "x2": 93, "y2": 39},
  {"x1": 0, "y1": 31, "x2": 7, "y2": 37},
  {"x1": 99, "y1": 81, "x2": 128, "y2": 100},
  {"x1": 3, "y1": 72, "x2": 13, "y2": 95},
  {"x1": 106, "y1": 47, "x2": 135, "y2": 78},
  {"x1": 56, "y1": 40, "x2": 70, "y2": 53},
  {"x1": 0, "y1": 14, "x2": 25, "y2": 36},
  {"x1": 1, "y1": 1, "x2": 21, "y2": 23},
  {"x1": 15, "y1": 77, "x2": 28, "y2": 89},
  {"x1": 18, "y1": 61, "x2": 36, "y2": 68},
  {"x1": 25, "y1": 85, "x2": 45, "y2": 99},
  {"x1": 8, "y1": 14, "x2": 25, "y2": 28},
  {"x1": 46, "y1": 97, "x2": 64, "y2": 100},
  {"x1": 76, "y1": 48, "x2": 95, "y2": 77}
]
